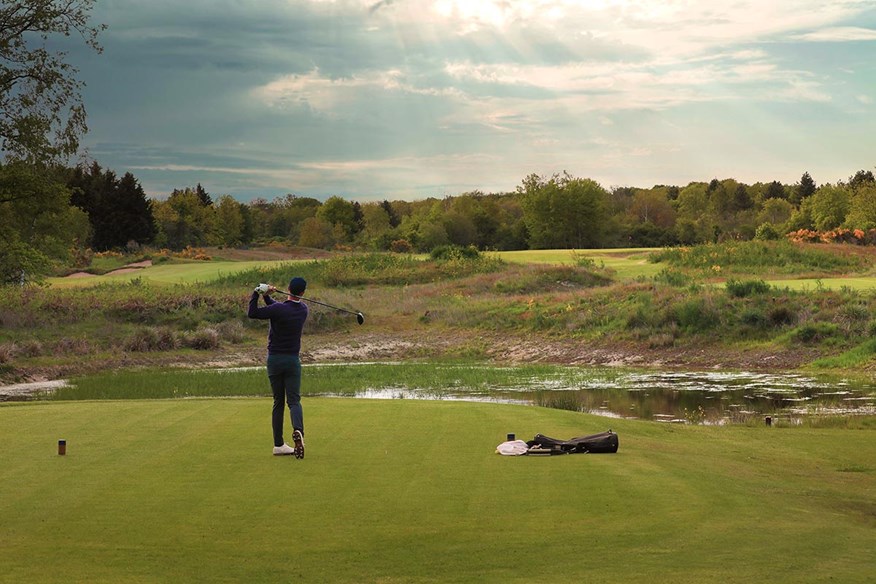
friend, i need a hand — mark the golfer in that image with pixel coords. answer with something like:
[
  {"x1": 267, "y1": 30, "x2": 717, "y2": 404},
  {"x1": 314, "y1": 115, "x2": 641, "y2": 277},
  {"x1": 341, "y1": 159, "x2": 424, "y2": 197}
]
[{"x1": 248, "y1": 277, "x2": 309, "y2": 458}]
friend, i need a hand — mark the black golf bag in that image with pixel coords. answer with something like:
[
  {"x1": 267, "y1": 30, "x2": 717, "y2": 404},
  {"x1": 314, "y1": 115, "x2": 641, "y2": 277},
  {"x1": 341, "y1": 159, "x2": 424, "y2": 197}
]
[{"x1": 525, "y1": 430, "x2": 619, "y2": 455}]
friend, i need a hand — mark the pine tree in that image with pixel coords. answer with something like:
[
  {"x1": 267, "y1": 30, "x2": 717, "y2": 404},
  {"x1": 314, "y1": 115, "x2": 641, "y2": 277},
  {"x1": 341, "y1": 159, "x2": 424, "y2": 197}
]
[
  {"x1": 196, "y1": 183, "x2": 213, "y2": 206},
  {"x1": 794, "y1": 172, "x2": 816, "y2": 204},
  {"x1": 68, "y1": 163, "x2": 156, "y2": 250}
]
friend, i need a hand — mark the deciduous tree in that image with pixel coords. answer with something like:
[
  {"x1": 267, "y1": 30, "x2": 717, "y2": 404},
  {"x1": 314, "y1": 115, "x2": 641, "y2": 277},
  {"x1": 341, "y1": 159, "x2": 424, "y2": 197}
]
[
  {"x1": 1, "y1": 0, "x2": 104, "y2": 162},
  {"x1": 0, "y1": 161, "x2": 89, "y2": 283},
  {"x1": 215, "y1": 195, "x2": 243, "y2": 246},
  {"x1": 519, "y1": 172, "x2": 610, "y2": 249}
]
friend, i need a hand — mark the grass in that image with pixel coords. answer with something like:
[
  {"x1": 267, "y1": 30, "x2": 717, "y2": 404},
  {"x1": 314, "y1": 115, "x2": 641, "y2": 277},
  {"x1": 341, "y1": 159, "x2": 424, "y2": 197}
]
[
  {"x1": 47, "y1": 260, "x2": 289, "y2": 288},
  {"x1": 1, "y1": 398, "x2": 874, "y2": 583},
  {"x1": 810, "y1": 339, "x2": 876, "y2": 369},
  {"x1": 44, "y1": 246, "x2": 876, "y2": 291},
  {"x1": 497, "y1": 249, "x2": 662, "y2": 281},
  {"x1": 5, "y1": 244, "x2": 876, "y2": 383},
  {"x1": 763, "y1": 277, "x2": 876, "y2": 291},
  {"x1": 650, "y1": 240, "x2": 869, "y2": 277}
]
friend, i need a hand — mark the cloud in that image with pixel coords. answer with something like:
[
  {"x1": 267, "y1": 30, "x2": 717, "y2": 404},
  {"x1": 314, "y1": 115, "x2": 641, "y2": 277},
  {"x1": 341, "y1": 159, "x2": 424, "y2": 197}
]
[
  {"x1": 791, "y1": 26, "x2": 876, "y2": 42},
  {"x1": 74, "y1": 0, "x2": 876, "y2": 200}
]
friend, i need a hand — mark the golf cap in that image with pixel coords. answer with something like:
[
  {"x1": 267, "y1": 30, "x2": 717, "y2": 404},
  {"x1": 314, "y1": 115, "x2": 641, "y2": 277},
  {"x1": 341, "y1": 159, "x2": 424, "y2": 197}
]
[{"x1": 289, "y1": 277, "x2": 307, "y2": 296}]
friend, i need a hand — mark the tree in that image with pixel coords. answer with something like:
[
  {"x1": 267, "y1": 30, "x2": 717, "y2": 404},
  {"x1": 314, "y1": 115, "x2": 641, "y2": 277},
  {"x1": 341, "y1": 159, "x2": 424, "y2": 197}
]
[
  {"x1": 380, "y1": 200, "x2": 400, "y2": 227},
  {"x1": 0, "y1": 161, "x2": 89, "y2": 282},
  {"x1": 360, "y1": 202, "x2": 392, "y2": 248},
  {"x1": 317, "y1": 196, "x2": 358, "y2": 242},
  {"x1": 673, "y1": 182, "x2": 713, "y2": 243},
  {"x1": 68, "y1": 162, "x2": 156, "y2": 250},
  {"x1": 153, "y1": 188, "x2": 215, "y2": 249},
  {"x1": 731, "y1": 184, "x2": 753, "y2": 212},
  {"x1": 215, "y1": 195, "x2": 243, "y2": 246},
  {"x1": 807, "y1": 184, "x2": 850, "y2": 231},
  {"x1": 518, "y1": 172, "x2": 610, "y2": 249},
  {"x1": 628, "y1": 188, "x2": 676, "y2": 228},
  {"x1": 845, "y1": 183, "x2": 876, "y2": 229},
  {"x1": 757, "y1": 198, "x2": 794, "y2": 228},
  {"x1": 847, "y1": 169, "x2": 875, "y2": 192},
  {"x1": 764, "y1": 181, "x2": 787, "y2": 201},
  {"x1": 1, "y1": 1, "x2": 104, "y2": 162},
  {"x1": 297, "y1": 216, "x2": 333, "y2": 249},
  {"x1": 195, "y1": 183, "x2": 212, "y2": 206},
  {"x1": 793, "y1": 172, "x2": 816, "y2": 205}
]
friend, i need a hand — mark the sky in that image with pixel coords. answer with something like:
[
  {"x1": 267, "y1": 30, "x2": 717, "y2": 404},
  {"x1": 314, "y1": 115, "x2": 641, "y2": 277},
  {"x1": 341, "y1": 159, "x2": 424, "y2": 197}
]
[{"x1": 70, "y1": 0, "x2": 876, "y2": 202}]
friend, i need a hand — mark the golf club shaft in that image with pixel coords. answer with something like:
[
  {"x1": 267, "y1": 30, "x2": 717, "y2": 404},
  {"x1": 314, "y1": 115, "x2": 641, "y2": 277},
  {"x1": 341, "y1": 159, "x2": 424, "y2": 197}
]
[{"x1": 272, "y1": 289, "x2": 360, "y2": 316}]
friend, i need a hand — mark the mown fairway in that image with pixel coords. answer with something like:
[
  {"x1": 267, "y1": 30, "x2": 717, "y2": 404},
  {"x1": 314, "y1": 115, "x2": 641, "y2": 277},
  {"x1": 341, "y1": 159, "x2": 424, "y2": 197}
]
[
  {"x1": 1, "y1": 399, "x2": 874, "y2": 583},
  {"x1": 43, "y1": 247, "x2": 876, "y2": 290},
  {"x1": 46, "y1": 260, "x2": 298, "y2": 288}
]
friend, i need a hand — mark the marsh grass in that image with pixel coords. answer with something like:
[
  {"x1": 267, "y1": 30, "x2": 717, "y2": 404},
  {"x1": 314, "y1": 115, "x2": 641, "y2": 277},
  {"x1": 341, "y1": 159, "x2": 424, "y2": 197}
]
[
  {"x1": 811, "y1": 338, "x2": 876, "y2": 368},
  {"x1": 55, "y1": 362, "x2": 584, "y2": 401},
  {"x1": 4, "y1": 246, "x2": 876, "y2": 378},
  {"x1": 651, "y1": 240, "x2": 867, "y2": 276}
]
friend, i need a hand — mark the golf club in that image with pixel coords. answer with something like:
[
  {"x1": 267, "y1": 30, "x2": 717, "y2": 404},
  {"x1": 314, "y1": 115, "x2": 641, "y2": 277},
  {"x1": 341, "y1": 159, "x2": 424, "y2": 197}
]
[{"x1": 264, "y1": 285, "x2": 365, "y2": 325}]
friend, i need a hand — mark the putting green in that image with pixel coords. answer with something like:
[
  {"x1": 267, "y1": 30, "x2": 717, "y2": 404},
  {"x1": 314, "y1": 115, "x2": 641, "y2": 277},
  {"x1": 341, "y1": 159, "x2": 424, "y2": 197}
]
[{"x1": 1, "y1": 399, "x2": 874, "y2": 583}]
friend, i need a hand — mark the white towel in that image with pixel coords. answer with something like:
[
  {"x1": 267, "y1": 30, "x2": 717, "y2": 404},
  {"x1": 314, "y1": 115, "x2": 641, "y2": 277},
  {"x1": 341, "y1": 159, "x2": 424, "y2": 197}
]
[{"x1": 495, "y1": 439, "x2": 529, "y2": 456}]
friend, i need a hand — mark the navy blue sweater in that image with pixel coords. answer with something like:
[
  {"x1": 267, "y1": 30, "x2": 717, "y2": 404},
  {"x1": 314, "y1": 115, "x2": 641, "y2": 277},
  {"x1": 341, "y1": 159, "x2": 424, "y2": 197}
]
[{"x1": 247, "y1": 292, "x2": 309, "y2": 355}]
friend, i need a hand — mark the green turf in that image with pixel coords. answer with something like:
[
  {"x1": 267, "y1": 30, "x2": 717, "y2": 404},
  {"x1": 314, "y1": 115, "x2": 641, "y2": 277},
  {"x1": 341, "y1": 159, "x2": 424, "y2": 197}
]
[
  {"x1": 764, "y1": 277, "x2": 876, "y2": 291},
  {"x1": 46, "y1": 260, "x2": 298, "y2": 288},
  {"x1": 45, "y1": 250, "x2": 876, "y2": 291},
  {"x1": 1, "y1": 399, "x2": 874, "y2": 583}
]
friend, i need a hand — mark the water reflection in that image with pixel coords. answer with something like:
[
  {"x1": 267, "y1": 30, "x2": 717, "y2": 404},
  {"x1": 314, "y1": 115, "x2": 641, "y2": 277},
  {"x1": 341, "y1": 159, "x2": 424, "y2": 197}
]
[{"x1": 317, "y1": 369, "x2": 876, "y2": 425}]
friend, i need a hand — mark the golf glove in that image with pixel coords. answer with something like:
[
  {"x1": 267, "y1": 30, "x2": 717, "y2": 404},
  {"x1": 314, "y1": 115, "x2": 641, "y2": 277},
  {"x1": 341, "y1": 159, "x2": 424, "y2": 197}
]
[{"x1": 254, "y1": 283, "x2": 271, "y2": 295}]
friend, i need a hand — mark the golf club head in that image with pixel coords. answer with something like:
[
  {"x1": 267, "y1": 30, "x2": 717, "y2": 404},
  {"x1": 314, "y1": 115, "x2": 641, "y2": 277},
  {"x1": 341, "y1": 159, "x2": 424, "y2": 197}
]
[{"x1": 356, "y1": 312, "x2": 365, "y2": 325}]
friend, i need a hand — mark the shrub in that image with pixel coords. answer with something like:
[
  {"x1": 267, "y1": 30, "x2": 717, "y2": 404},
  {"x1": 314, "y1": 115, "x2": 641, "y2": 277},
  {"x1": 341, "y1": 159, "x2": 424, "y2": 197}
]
[
  {"x1": 17, "y1": 340, "x2": 43, "y2": 358},
  {"x1": 792, "y1": 322, "x2": 839, "y2": 343},
  {"x1": 648, "y1": 332, "x2": 676, "y2": 348},
  {"x1": 55, "y1": 337, "x2": 93, "y2": 355},
  {"x1": 214, "y1": 321, "x2": 247, "y2": 344},
  {"x1": 768, "y1": 306, "x2": 796, "y2": 326},
  {"x1": 666, "y1": 297, "x2": 720, "y2": 331},
  {"x1": 650, "y1": 240, "x2": 865, "y2": 275},
  {"x1": 185, "y1": 327, "x2": 221, "y2": 350},
  {"x1": 725, "y1": 279, "x2": 771, "y2": 298},
  {"x1": 125, "y1": 327, "x2": 178, "y2": 352},
  {"x1": 653, "y1": 268, "x2": 690, "y2": 287},
  {"x1": 390, "y1": 239, "x2": 413, "y2": 253},
  {"x1": 430, "y1": 244, "x2": 480, "y2": 261},
  {"x1": 0, "y1": 343, "x2": 15, "y2": 364},
  {"x1": 836, "y1": 304, "x2": 870, "y2": 334},
  {"x1": 754, "y1": 223, "x2": 780, "y2": 241},
  {"x1": 739, "y1": 308, "x2": 767, "y2": 327}
]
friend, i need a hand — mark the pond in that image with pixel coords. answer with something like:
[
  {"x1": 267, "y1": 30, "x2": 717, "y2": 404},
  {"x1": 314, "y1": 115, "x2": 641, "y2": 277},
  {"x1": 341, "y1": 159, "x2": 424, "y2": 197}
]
[
  {"x1": 312, "y1": 365, "x2": 876, "y2": 426},
  {"x1": 4, "y1": 363, "x2": 875, "y2": 426}
]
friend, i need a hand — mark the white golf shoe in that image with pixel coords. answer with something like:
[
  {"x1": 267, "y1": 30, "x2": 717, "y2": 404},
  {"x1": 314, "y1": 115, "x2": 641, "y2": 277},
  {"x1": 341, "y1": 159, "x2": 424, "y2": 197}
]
[{"x1": 272, "y1": 443, "x2": 295, "y2": 456}]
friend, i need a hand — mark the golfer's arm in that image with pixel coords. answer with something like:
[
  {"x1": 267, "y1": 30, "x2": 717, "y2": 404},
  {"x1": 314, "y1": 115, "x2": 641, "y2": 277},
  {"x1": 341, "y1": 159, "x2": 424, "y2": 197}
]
[{"x1": 247, "y1": 292, "x2": 272, "y2": 318}]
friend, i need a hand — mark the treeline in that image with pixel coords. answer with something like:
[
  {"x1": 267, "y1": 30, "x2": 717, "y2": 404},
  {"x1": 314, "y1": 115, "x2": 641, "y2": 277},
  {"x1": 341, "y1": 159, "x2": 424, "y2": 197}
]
[
  {"x1": 3, "y1": 158, "x2": 876, "y2": 284},
  {"x1": 71, "y1": 166, "x2": 876, "y2": 253}
]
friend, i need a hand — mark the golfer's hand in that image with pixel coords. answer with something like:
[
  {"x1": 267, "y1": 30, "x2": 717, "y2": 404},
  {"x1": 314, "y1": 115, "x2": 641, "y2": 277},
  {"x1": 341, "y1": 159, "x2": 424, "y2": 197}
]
[{"x1": 254, "y1": 283, "x2": 271, "y2": 295}]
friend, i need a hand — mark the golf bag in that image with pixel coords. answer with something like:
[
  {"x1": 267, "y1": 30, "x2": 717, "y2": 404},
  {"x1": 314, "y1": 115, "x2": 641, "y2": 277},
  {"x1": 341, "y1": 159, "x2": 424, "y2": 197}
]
[{"x1": 525, "y1": 430, "x2": 619, "y2": 455}]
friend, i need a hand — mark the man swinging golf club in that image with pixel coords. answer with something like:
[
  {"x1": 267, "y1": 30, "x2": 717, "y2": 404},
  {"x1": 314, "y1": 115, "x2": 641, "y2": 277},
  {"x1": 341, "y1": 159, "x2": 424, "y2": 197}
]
[{"x1": 248, "y1": 277, "x2": 308, "y2": 458}]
